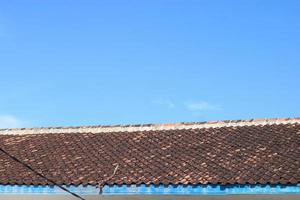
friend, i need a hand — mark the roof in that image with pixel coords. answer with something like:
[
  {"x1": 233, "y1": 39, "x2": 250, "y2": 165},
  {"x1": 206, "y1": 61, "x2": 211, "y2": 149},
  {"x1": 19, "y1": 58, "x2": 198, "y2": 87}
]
[{"x1": 0, "y1": 117, "x2": 299, "y2": 186}]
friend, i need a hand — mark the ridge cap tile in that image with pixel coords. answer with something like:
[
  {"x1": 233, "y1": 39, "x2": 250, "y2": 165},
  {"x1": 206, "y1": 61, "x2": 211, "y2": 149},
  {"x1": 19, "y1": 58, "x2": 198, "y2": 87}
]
[{"x1": 0, "y1": 117, "x2": 300, "y2": 135}]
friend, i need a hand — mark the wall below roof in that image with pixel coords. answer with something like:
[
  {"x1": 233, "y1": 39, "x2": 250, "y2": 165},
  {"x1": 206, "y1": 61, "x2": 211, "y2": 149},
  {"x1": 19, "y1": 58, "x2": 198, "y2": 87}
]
[
  {"x1": 103, "y1": 184, "x2": 300, "y2": 195},
  {"x1": 1, "y1": 194, "x2": 300, "y2": 200},
  {"x1": 0, "y1": 184, "x2": 300, "y2": 195}
]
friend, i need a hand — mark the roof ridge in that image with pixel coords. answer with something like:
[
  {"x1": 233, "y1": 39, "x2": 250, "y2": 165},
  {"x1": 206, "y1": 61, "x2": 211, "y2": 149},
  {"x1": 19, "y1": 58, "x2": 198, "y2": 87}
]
[{"x1": 1, "y1": 117, "x2": 300, "y2": 135}]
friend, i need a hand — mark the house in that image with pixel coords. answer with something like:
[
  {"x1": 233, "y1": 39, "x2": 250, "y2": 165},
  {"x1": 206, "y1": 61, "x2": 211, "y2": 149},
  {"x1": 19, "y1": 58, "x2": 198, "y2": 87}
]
[{"x1": 0, "y1": 118, "x2": 299, "y2": 200}]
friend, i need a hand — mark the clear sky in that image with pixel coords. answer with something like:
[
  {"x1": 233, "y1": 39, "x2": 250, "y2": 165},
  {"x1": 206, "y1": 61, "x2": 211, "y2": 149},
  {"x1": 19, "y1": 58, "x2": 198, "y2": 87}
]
[{"x1": 0, "y1": 0, "x2": 300, "y2": 128}]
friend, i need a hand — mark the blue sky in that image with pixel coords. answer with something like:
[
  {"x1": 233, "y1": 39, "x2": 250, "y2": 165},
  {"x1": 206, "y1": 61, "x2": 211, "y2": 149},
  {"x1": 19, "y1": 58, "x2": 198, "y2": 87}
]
[{"x1": 0, "y1": 0, "x2": 300, "y2": 128}]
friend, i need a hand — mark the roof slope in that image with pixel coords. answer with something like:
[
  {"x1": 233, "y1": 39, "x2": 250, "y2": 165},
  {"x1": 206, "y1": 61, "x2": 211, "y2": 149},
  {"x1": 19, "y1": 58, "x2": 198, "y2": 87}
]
[{"x1": 0, "y1": 118, "x2": 300, "y2": 186}]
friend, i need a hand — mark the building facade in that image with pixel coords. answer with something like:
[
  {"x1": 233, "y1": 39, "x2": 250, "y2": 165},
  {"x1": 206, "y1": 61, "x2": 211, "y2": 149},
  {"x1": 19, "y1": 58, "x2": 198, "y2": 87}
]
[{"x1": 0, "y1": 118, "x2": 299, "y2": 199}]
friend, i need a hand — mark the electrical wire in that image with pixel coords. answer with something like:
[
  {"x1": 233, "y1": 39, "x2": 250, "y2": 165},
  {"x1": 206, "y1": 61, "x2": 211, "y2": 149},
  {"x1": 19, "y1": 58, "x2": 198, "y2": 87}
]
[{"x1": 0, "y1": 146, "x2": 86, "y2": 200}]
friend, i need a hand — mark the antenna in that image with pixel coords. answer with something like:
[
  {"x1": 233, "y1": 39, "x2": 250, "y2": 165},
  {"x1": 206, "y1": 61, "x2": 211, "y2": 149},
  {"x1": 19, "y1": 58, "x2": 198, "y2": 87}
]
[{"x1": 98, "y1": 163, "x2": 119, "y2": 194}]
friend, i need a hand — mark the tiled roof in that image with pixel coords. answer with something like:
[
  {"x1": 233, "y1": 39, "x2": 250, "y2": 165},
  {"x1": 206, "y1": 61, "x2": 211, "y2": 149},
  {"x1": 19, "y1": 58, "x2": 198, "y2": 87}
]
[{"x1": 0, "y1": 118, "x2": 299, "y2": 186}]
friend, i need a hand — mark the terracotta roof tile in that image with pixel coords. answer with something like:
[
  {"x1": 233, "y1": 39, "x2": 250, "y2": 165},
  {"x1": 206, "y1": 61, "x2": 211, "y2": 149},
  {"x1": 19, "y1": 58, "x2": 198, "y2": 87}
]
[{"x1": 0, "y1": 118, "x2": 299, "y2": 186}]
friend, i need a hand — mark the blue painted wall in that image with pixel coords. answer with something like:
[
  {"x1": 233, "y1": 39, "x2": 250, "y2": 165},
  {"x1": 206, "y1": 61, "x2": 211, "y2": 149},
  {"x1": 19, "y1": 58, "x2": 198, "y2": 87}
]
[
  {"x1": 0, "y1": 184, "x2": 299, "y2": 195},
  {"x1": 103, "y1": 184, "x2": 300, "y2": 195}
]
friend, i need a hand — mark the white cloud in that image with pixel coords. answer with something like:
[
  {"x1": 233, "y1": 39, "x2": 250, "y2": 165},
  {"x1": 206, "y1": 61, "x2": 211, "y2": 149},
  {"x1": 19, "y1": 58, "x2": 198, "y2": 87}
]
[
  {"x1": 0, "y1": 115, "x2": 27, "y2": 129},
  {"x1": 185, "y1": 101, "x2": 220, "y2": 112},
  {"x1": 153, "y1": 99, "x2": 175, "y2": 108}
]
